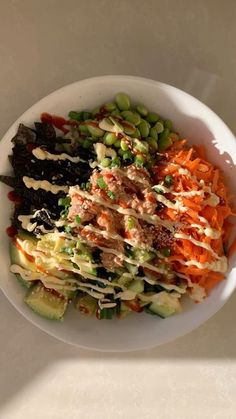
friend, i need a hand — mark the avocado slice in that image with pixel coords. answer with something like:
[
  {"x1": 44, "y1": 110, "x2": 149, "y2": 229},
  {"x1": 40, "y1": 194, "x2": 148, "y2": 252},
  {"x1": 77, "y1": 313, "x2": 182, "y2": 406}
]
[
  {"x1": 9, "y1": 240, "x2": 36, "y2": 288},
  {"x1": 24, "y1": 283, "x2": 68, "y2": 320}
]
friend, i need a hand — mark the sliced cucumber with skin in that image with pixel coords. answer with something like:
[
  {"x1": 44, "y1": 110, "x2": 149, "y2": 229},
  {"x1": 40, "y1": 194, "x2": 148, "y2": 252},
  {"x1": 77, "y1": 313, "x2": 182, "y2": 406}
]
[
  {"x1": 128, "y1": 279, "x2": 144, "y2": 294},
  {"x1": 132, "y1": 248, "x2": 155, "y2": 263},
  {"x1": 24, "y1": 283, "x2": 68, "y2": 320},
  {"x1": 117, "y1": 301, "x2": 132, "y2": 319},
  {"x1": 147, "y1": 291, "x2": 181, "y2": 318},
  {"x1": 15, "y1": 273, "x2": 32, "y2": 289},
  {"x1": 74, "y1": 294, "x2": 97, "y2": 315},
  {"x1": 124, "y1": 262, "x2": 138, "y2": 276}
]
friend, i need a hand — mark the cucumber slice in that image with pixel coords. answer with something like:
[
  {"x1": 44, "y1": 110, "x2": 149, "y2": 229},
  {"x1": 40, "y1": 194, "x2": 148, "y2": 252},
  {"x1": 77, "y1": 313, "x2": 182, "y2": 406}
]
[
  {"x1": 124, "y1": 262, "x2": 138, "y2": 276},
  {"x1": 128, "y1": 279, "x2": 144, "y2": 294},
  {"x1": 132, "y1": 248, "x2": 155, "y2": 263},
  {"x1": 74, "y1": 294, "x2": 97, "y2": 315},
  {"x1": 147, "y1": 291, "x2": 181, "y2": 318},
  {"x1": 117, "y1": 301, "x2": 132, "y2": 319},
  {"x1": 15, "y1": 273, "x2": 32, "y2": 289},
  {"x1": 24, "y1": 283, "x2": 68, "y2": 320}
]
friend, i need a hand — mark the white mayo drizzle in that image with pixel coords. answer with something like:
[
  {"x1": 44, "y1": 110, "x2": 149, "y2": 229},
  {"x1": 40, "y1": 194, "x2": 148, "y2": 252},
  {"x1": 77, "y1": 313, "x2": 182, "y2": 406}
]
[
  {"x1": 32, "y1": 147, "x2": 86, "y2": 163},
  {"x1": 18, "y1": 209, "x2": 54, "y2": 234},
  {"x1": 69, "y1": 186, "x2": 175, "y2": 231},
  {"x1": 174, "y1": 232, "x2": 220, "y2": 259},
  {"x1": 81, "y1": 224, "x2": 159, "y2": 253},
  {"x1": 23, "y1": 176, "x2": 69, "y2": 194},
  {"x1": 98, "y1": 299, "x2": 117, "y2": 309},
  {"x1": 173, "y1": 256, "x2": 227, "y2": 273}
]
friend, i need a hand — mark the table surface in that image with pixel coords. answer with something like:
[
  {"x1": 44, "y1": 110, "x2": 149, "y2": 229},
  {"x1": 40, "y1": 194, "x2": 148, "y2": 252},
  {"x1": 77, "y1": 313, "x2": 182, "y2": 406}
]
[{"x1": 1, "y1": 1, "x2": 236, "y2": 418}]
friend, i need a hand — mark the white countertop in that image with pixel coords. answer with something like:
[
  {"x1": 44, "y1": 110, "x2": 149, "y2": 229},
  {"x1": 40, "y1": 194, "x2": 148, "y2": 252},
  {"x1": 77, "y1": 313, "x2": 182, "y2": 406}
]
[{"x1": 1, "y1": 1, "x2": 236, "y2": 418}]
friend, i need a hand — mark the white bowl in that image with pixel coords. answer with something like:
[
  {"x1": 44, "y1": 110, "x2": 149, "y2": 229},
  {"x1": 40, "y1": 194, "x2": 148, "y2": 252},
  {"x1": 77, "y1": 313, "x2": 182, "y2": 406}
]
[{"x1": 1, "y1": 75, "x2": 236, "y2": 351}]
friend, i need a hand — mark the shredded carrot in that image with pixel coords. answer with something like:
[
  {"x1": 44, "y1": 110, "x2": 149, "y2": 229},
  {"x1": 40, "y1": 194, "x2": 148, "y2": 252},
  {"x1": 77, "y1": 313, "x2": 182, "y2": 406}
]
[{"x1": 158, "y1": 142, "x2": 235, "y2": 294}]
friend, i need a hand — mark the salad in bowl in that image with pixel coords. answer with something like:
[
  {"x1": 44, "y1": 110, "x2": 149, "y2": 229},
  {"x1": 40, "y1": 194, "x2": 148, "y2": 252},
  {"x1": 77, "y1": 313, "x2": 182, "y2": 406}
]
[{"x1": 1, "y1": 91, "x2": 234, "y2": 323}]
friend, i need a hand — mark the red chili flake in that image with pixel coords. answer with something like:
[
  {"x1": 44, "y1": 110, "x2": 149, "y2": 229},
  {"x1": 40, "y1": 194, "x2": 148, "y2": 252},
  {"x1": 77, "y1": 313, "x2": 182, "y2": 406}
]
[
  {"x1": 6, "y1": 226, "x2": 17, "y2": 238},
  {"x1": 7, "y1": 191, "x2": 23, "y2": 204}
]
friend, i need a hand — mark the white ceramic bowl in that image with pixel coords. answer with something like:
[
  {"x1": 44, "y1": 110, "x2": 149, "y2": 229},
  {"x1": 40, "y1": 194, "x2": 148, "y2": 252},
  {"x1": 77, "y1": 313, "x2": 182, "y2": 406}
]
[{"x1": 1, "y1": 75, "x2": 236, "y2": 351}]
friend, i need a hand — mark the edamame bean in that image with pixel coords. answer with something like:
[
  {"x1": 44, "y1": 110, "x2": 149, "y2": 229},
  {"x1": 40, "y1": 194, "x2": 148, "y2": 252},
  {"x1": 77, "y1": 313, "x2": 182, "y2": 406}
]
[
  {"x1": 130, "y1": 128, "x2": 141, "y2": 138},
  {"x1": 87, "y1": 124, "x2": 104, "y2": 137},
  {"x1": 147, "y1": 137, "x2": 158, "y2": 152},
  {"x1": 164, "y1": 119, "x2": 173, "y2": 130},
  {"x1": 104, "y1": 102, "x2": 117, "y2": 112},
  {"x1": 111, "y1": 109, "x2": 121, "y2": 116},
  {"x1": 138, "y1": 119, "x2": 150, "y2": 138},
  {"x1": 121, "y1": 111, "x2": 141, "y2": 126},
  {"x1": 103, "y1": 132, "x2": 117, "y2": 145},
  {"x1": 115, "y1": 93, "x2": 131, "y2": 111},
  {"x1": 133, "y1": 139, "x2": 149, "y2": 153},
  {"x1": 120, "y1": 139, "x2": 129, "y2": 151},
  {"x1": 146, "y1": 112, "x2": 160, "y2": 124},
  {"x1": 159, "y1": 128, "x2": 170, "y2": 140},
  {"x1": 155, "y1": 121, "x2": 164, "y2": 134},
  {"x1": 114, "y1": 139, "x2": 121, "y2": 148},
  {"x1": 158, "y1": 129, "x2": 172, "y2": 152},
  {"x1": 79, "y1": 124, "x2": 89, "y2": 133},
  {"x1": 136, "y1": 104, "x2": 148, "y2": 117},
  {"x1": 68, "y1": 111, "x2": 84, "y2": 121},
  {"x1": 83, "y1": 112, "x2": 92, "y2": 121},
  {"x1": 149, "y1": 127, "x2": 158, "y2": 140},
  {"x1": 122, "y1": 121, "x2": 136, "y2": 135},
  {"x1": 169, "y1": 132, "x2": 179, "y2": 141},
  {"x1": 100, "y1": 158, "x2": 111, "y2": 167}
]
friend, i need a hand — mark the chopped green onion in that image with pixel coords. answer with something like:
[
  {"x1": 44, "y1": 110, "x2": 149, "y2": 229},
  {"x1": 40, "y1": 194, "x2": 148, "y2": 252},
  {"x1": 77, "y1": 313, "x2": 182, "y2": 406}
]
[
  {"x1": 82, "y1": 139, "x2": 92, "y2": 149},
  {"x1": 161, "y1": 247, "x2": 171, "y2": 257},
  {"x1": 97, "y1": 177, "x2": 107, "y2": 189},
  {"x1": 164, "y1": 175, "x2": 174, "y2": 186},
  {"x1": 58, "y1": 197, "x2": 71, "y2": 207},
  {"x1": 127, "y1": 216, "x2": 136, "y2": 229},
  {"x1": 81, "y1": 182, "x2": 91, "y2": 191},
  {"x1": 107, "y1": 190, "x2": 116, "y2": 200},
  {"x1": 61, "y1": 246, "x2": 74, "y2": 255},
  {"x1": 64, "y1": 225, "x2": 72, "y2": 234},
  {"x1": 153, "y1": 186, "x2": 164, "y2": 194},
  {"x1": 60, "y1": 208, "x2": 69, "y2": 218},
  {"x1": 110, "y1": 157, "x2": 121, "y2": 168},
  {"x1": 123, "y1": 150, "x2": 133, "y2": 160},
  {"x1": 75, "y1": 215, "x2": 81, "y2": 224}
]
